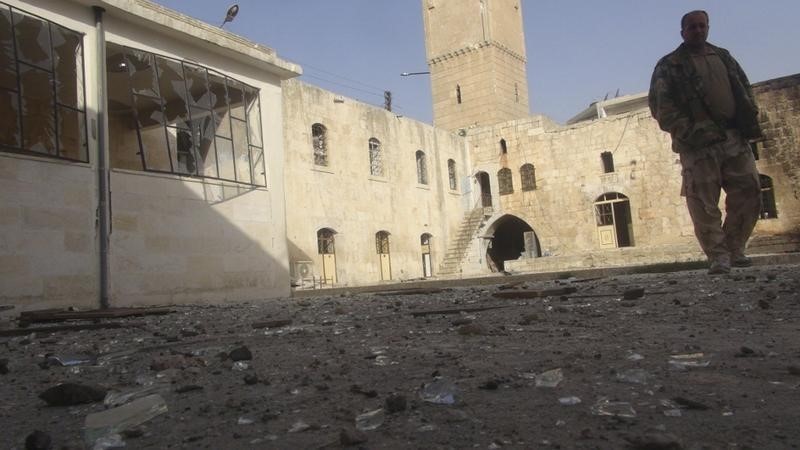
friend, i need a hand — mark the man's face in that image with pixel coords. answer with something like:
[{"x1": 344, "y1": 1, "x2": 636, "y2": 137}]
[{"x1": 681, "y1": 12, "x2": 709, "y2": 48}]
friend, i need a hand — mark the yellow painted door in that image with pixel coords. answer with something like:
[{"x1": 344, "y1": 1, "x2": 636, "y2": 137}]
[
  {"x1": 322, "y1": 254, "x2": 337, "y2": 285},
  {"x1": 598, "y1": 225, "x2": 617, "y2": 249},
  {"x1": 379, "y1": 253, "x2": 391, "y2": 280}
]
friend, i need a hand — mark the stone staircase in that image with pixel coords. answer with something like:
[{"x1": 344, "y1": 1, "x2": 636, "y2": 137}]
[
  {"x1": 748, "y1": 233, "x2": 800, "y2": 254},
  {"x1": 438, "y1": 206, "x2": 491, "y2": 276}
]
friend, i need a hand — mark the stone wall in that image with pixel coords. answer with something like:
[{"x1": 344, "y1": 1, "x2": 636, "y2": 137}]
[
  {"x1": 752, "y1": 74, "x2": 800, "y2": 236},
  {"x1": 282, "y1": 80, "x2": 469, "y2": 287}
]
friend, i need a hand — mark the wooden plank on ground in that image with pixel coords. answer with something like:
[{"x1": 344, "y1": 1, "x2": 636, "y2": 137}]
[
  {"x1": 19, "y1": 307, "x2": 173, "y2": 324},
  {"x1": 0, "y1": 322, "x2": 143, "y2": 337},
  {"x1": 409, "y1": 305, "x2": 512, "y2": 317},
  {"x1": 491, "y1": 287, "x2": 577, "y2": 299}
]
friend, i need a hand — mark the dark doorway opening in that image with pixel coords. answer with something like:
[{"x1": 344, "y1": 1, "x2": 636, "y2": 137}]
[
  {"x1": 486, "y1": 215, "x2": 536, "y2": 272},
  {"x1": 477, "y1": 171, "x2": 492, "y2": 207}
]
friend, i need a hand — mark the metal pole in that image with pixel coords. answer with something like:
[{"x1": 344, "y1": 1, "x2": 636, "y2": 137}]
[{"x1": 94, "y1": 6, "x2": 110, "y2": 309}]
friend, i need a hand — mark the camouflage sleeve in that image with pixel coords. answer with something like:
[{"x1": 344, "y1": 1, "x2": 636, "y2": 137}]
[{"x1": 648, "y1": 61, "x2": 692, "y2": 144}]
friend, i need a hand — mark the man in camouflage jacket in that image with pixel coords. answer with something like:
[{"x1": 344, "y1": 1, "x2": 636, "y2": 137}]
[{"x1": 649, "y1": 10, "x2": 763, "y2": 274}]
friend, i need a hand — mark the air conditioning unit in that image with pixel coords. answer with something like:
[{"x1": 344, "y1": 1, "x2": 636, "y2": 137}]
[{"x1": 292, "y1": 261, "x2": 314, "y2": 282}]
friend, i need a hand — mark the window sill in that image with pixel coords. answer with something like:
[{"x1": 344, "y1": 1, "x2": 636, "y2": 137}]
[
  {"x1": 0, "y1": 150, "x2": 92, "y2": 168},
  {"x1": 110, "y1": 167, "x2": 269, "y2": 190},
  {"x1": 311, "y1": 165, "x2": 335, "y2": 175},
  {"x1": 416, "y1": 184, "x2": 431, "y2": 191},
  {"x1": 369, "y1": 175, "x2": 388, "y2": 183}
]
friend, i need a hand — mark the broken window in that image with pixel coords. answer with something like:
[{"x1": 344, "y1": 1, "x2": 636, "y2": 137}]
[
  {"x1": 447, "y1": 159, "x2": 457, "y2": 190},
  {"x1": 105, "y1": 42, "x2": 265, "y2": 186},
  {"x1": 416, "y1": 150, "x2": 428, "y2": 185},
  {"x1": 500, "y1": 139, "x2": 507, "y2": 154},
  {"x1": 759, "y1": 174, "x2": 778, "y2": 219},
  {"x1": 312, "y1": 123, "x2": 327, "y2": 166},
  {"x1": 0, "y1": 4, "x2": 87, "y2": 161},
  {"x1": 601, "y1": 151, "x2": 615, "y2": 173},
  {"x1": 498, "y1": 168, "x2": 513, "y2": 195},
  {"x1": 520, "y1": 163, "x2": 536, "y2": 191},
  {"x1": 369, "y1": 137, "x2": 383, "y2": 176}
]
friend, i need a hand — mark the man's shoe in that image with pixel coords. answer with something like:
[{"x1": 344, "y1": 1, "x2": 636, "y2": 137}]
[
  {"x1": 732, "y1": 255, "x2": 752, "y2": 267},
  {"x1": 708, "y1": 257, "x2": 731, "y2": 275}
]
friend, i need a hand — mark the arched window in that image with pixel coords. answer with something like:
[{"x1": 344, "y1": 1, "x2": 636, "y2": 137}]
[
  {"x1": 759, "y1": 174, "x2": 778, "y2": 219},
  {"x1": 500, "y1": 139, "x2": 507, "y2": 154},
  {"x1": 317, "y1": 228, "x2": 336, "y2": 254},
  {"x1": 498, "y1": 168, "x2": 513, "y2": 195},
  {"x1": 447, "y1": 159, "x2": 457, "y2": 190},
  {"x1": 416, "y1": 150, "x2": 428, "y2": 185},
  {"x1": 312, "y1": 123, "x2": 328, "y2": 166},
  {"x1": 520, "y1": 163, "x2": 536, "y2": 191},
  {"x1": 369, "y1": 138, "x2": 383, "y2": 176}
]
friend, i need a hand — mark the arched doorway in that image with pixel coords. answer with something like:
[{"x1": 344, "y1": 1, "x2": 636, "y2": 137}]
[
  {"x1": 317, "y1": 228, "x2": 337, "y2": 285},
  {"x1": 594, "y1": 192, "x2": 634, "y2": 248},
  {"x1": 420, "y1": 233, "x2": 433, "y2": 278},
  {"x1": 476, "y1": 171, "x2": 492, "y2": 207},
  {"x1": 484, "y1": 215, "x2": 539, "y2": 272}
]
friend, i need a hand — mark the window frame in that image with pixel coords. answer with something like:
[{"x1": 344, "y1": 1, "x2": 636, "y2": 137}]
[
  {"x1": 0, "y1": 3, "x2": 89, "y2": 163},
  {"x1": 106, "y1": 42, "x2": 266, "y2": 186},
  {"x1": 498, "y1": 167, "x2": 513, "y2": 195}
]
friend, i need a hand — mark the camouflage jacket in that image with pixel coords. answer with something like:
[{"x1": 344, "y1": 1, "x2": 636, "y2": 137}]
[{"x1": 648, "y1": 42, "x2": 762, "y2": 153}]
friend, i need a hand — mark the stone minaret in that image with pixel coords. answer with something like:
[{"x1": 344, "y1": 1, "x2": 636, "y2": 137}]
[{"x1": 421, "y1": 0, "x2": 530, "y2": 131}]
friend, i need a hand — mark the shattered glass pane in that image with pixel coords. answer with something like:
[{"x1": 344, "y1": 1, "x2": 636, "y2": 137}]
[
  {"x1": 0, "y1": 8, "x2": 17, "y2": 90},
  {"x1": 52, "y1": 25, "x2": 83, "y2": 109},
  {"x1": 208, "y1": 72, "x2": 230, "y2": 138},
  {"x1": 244, "y1": 87, "x2": 262, "y2": 147},
  {"x1": 106, "y1": 43, "x2": 142, "y2": 170},
  {"x1": 250, "y1": 145, "x2": 266, "y2": 186},
  {"x1": 133, "y1": 94, "x2": 164, "y2": 128},
  {"x1": 232, "y1": 118, "x2": 250, "y2": 184},
  {"x1": 156, "y1": 56, "x2": 189, "y2": 127},
  {"x1": 133, "y1": 95, "x2": 170, "y2": 171},
  {"x1": 197, "y1": 134, "x2": 218, "y2": 179},
  {"x1": 0, "y1": 89, "x2": 21, "y2": 148},
  {"x1": 58, "y1": 106, "x2": 87, "y2": 161},
  {"x1": 215, "y1": 137, "x2": 235, "y2": 180},
  {"x1": 184, "y1": 64, "x2": 210, "y2": 108},
  {"x1": 127, "y1": 49, "x2": 159, "y2": 97},
  {"x1": 13, "y1": 11, "x2": 51, "y2": 68},
  {"x1": 227, "y1": 80, "x2": 245, "y2": 120},
  {"x1": 20, "y1": 65, "x2": 55, "y2": 155},
  {"x1": 167, "y1": 126, "x2": 195, "y2": 175}
]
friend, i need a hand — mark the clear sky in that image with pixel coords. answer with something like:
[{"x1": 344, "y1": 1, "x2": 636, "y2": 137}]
[{"x1": 152, "y1": 1, "x2": 800, "y2": 125}]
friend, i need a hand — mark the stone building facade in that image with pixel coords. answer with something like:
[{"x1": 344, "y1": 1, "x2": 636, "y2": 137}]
[
  {"x1": 1, "y1": 0, "x2": 299, "y2": 310},
  {"x1": 2, "y1": 0, "x2": 798, "y2": 309}
]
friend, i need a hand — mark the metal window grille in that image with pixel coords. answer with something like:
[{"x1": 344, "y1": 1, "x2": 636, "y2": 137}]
[
  {"x1": 369, "y1": 137, "x2": 383, "y2": 176},
  {"x1": 312, "y1": 123, "x2": 327, "y2": 166},
  {"x1": 520, "y1": 163, "x2": 536, "y2": 191},
  {"x1": 416, "y1": 150, "x2": 428, "y2": 185},
  {"x1": 498, "y1": 168, "x2": 513, "y2": 195}
]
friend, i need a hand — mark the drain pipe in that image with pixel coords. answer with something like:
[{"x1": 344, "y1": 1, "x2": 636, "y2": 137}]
[{"x1": 94, "y1": 6, "x2": 110, "y2": 309}]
